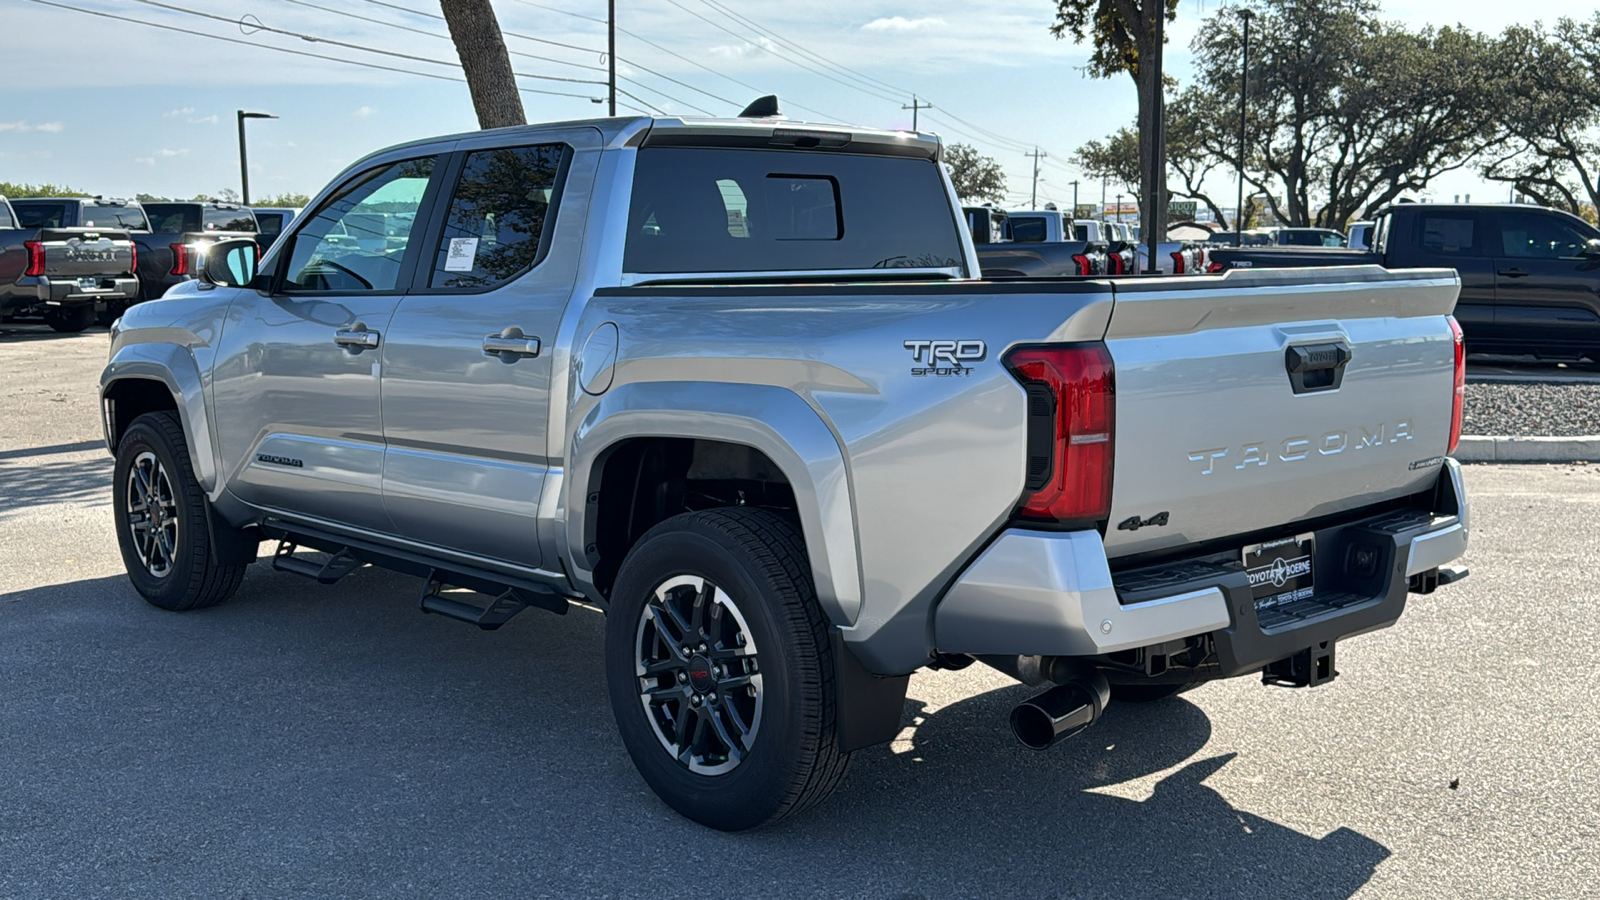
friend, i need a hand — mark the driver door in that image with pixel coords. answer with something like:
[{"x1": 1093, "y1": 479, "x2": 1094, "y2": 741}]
[{"x1": 212, "y1": 153, "x2": 446, "y2": 534}]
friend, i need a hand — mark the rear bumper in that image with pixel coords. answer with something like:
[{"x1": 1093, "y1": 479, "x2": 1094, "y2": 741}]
[
  {"x1": 934, "y1": 459, "x2": 1469, "y2": 669},
  {"x1": 29, "y1": 275, "x2": 141, "y2": 305}
]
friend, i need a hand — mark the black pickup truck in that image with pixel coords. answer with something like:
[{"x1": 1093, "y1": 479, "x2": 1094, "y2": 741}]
[
  {"x1": 136, "y1": 202, "x2": 260, "y2": 301},
  {"x1": 1209, "y1": 203, "x2": 1600, "y2": 358},
  {"x1": 962, "y1": 206, "x2": 1108, "y2": 277},
  {"x1": 0, "y1": 196, "x2": 140, "y2": 332}
]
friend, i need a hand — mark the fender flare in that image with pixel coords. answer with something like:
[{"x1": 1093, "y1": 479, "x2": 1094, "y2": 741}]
[
  {"x1": 101, "y1": 342, "x2": 218, "y2": 495},
  {"x1": 566, "y1": 381, "x2": 863, "y2": 628}
]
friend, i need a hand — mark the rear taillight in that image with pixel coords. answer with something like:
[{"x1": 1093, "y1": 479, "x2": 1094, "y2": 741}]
[
  {"x1": 129, "y1": 243, "x2": 137, "y2": 274},
  {"x1": 1005, "y1": 345, "x2": 1115, "y2": 525},
  {"x1": 1109, "y1": 254, "x2": 1123, "y2": 275},
  {"x1": 1207, "y1": 261, "x2": 1225, "y2": 273},
  {"x1": 1170, "y1": 251, "x2": 1186, "y2": 274},
  {"x1": 1072, "y1": 253, "x2": 1091, "y2": 276},
  {"x1": 24, "y1": 240, "x2": 45, "y2": 277},
  {"x1": 1448, "y1": 316, "x2": 1465, "y2": 454},
  {"x1": 169, "y1": 243, "x2": 189, "y2": 276}
]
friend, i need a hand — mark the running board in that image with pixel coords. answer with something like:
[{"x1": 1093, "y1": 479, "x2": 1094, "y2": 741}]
[
  {"x1": 272, "y1": 541, "x2": 363, "y2": 584},
  {"x1": 418, "y1": 569, "x2": 567, "y2": 630}
]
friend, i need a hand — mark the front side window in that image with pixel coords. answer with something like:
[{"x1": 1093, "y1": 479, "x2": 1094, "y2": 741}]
[
  {"x1": 430, "y1": 144, "x2": 565, "y2": 289},
  {"x1": 282, "y1": 157, "x2": 435, "y2": 292},
  {"x1": 1419, "y1": 214, "x2": 1478, "y2": 256},
  {"x1": 1498, "y1": 211, "x2": 1595, "y2": 259},
  {"x1": 624, "y1": 147, "x2": 963, "y2": 274}
]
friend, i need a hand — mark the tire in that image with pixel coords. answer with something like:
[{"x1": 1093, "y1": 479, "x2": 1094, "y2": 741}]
[
  {"x1": 1110, "y1": 680, "x2": 1201, "y2": 703},
  {"x1": 604, "y1": 508, "x2": 849, "y2": 831},
  {"x1": 97, "y1": 292, "x2": 137, "y2": 327},
  {"x1": 112, "y1": 411, "x2": 247, "y2": 611},
  {"x1": 45, "y1": 304, "x2": 96, "y2": 333}
]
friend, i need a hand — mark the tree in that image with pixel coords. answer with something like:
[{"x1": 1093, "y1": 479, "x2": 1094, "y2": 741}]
[
  {"x1": 1076, "y1": 97, "x2": 1234, "y2": 228},
  {"x1": 1052, "y1": 0, "x2": 1181, "y2": 243},
  {"x1": 440, "y1": 0, "x2": 525, "y2": 129},
  {"x1": 1479, "y1": 17, "x2": 1600, "y2": 214},
  {"x1": 190, "y1": 189, "x2": 241, "y2": 203},
  {"x1": 1072, "y1": 129, "x2": 1138, "y2": 202},
  {"x1": 943, "y1": 143, "x2": 1008, "y2": 205},
  {"x1": 0, "y1": 182, "x2": 90, "y2": 198},
  {"x1": 253, "y1": 192, "x2": 312, "y2": 208}
]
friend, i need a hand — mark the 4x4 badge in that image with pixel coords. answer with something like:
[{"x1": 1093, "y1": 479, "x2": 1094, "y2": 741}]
[{"x1": 1117, "y1": 511, "x2": 1169, "y2": 531}]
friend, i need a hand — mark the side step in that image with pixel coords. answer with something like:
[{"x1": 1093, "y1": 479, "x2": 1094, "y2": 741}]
[
  {"x1": 272, "y1": 541, "x2": 364, "y2": 584},
  {"x1": 418, "y1": 568, "x2": 567, "y2": 631}
]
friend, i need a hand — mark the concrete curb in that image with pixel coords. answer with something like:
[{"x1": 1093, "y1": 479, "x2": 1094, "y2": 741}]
[{"x1": 1454, "y1": 435, "x2": 1600, "y2": 463}]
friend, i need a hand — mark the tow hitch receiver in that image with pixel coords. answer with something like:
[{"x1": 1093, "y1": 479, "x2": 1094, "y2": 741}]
[{"x1": 1262, "y1": 640, "x2": 1337, "y2": 688}]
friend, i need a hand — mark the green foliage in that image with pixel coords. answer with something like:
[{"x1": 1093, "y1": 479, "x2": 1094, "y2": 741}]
[
  {"x1": 252, "y1": 192, "x2": 312, "y2": 208},
  {"x1": 190, "y1": 189, "x2": 242, "y2": 203},
  {"x1": 0, "y1": 181, "x2": 91, "y2": 199},
  {"x1": 942, "y1": 143, "x2": 1008, "y2": 205}
]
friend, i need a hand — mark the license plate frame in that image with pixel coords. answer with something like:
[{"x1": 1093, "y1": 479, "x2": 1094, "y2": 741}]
[
  {"x1": 1243, "y1": 533, "x2": 1315, "y2": 611},
  {"x1": 76, "y1": 277, "x2": 103, "y2": 291}
]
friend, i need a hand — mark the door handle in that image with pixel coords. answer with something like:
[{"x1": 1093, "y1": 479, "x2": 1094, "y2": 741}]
[
  {"x1": 1498, "y1": 268, "x2": 1530, "y2": 278},
  {"x1": 483, "y1": 327, "x2": 541, "y2": 361},
  {"x1": 333, "y1": 327, "x2": 380, "y2": 350}
]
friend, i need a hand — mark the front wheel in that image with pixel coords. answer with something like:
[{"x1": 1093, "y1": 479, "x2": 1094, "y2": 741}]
[
  {"x1": 113, "y1": 411, "x2": 247, "y2": 610},
  {"x1": 604, "y1": 508, "x2": 850, "y2": 831}
]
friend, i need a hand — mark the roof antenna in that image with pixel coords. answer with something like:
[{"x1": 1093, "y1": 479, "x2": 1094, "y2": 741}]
[{"x1": 739, "y1": 95, "x2": 782, "y2": 118}]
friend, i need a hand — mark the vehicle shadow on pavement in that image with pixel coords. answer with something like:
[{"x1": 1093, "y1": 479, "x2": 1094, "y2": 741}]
[
  {"x1": 0, "y1": 565, "x2": 1388, "y2": 899},
  {"x1": 0, "y1": 323, "x2": 105, "y2": 343},
  {"x1": 0, "y1": 449, "x2": 111, "y2": 519}
]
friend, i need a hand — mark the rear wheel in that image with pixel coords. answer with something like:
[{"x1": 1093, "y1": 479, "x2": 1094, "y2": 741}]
[
  {"x1": 45, "y1": 304, "x2": 95, "y2": 333},
  {"x1": 113, "y1": 411, "x2": 247, "y2": 610},
  {"x1": 604, "y1": 508, "x2": 849, "y2": 831}
]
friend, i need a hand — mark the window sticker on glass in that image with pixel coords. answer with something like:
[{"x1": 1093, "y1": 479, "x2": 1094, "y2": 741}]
[{"x1": 445, "y1": 237, "x2": 480, "y2": 272}]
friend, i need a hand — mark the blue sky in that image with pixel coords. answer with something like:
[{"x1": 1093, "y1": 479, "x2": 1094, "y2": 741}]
[{"x1": 1, "y1": 0, "x2": 1590, "y2": 210}]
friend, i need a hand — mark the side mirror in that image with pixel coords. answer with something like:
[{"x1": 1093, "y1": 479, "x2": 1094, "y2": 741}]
[
  {"x1": 199, "y1": 238, "x2": 260, "y2": 287},
  {"x1": 1585, "y1": 238, "x2": 1600, "y2": 258}
]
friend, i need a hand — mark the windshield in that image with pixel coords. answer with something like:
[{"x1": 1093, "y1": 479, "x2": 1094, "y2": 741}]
[
  {"x1": 624, "y1": 147, "x2": 963, "y2": 274},
  {"x1": 11, "y1": 200, "x2": 68, "y2": 228},
  {"x1": 143, "y1": 203, "x2": 200, "y2": 233},
  {"x1": 1009, "y1": 216, "x2": 1047, "y2": 243},
  {"x1": 81, "y1": 204, "x2": 149, "y2": 230}
]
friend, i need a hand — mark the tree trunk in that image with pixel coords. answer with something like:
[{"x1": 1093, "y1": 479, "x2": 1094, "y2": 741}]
[
  {"x1": 1133, "y1": 21, "x2": 1168, "y2": 252},
  {"x1": 440, "y1": 0, "x2": 525, "y2": 130}
]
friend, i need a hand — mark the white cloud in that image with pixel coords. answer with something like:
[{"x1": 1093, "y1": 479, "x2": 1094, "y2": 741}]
[
  {"x1": 0, "y1": 120, "x2": 64, "y2": 133},
  {"x1": 156, "y1": 148, "x2": 190, "y2": 157},
  {"x1": 188, "y1": 114, "x2": 219, "y2": 125},
  {"x1": 862, "y1": 16, "x2": 947, "y2": 31},
  {"x1": 354, "y1": 105, "x2": 375, "y2": 118},
  {"x1": 163, "y1": 107, "x2": 195, "y2": 118},
  {"x1": 135, "y1": 157, "x2": 155, "y2": 166},
  {"x1": 710, "y1": 35, "x2": 778, "y2": 58}
]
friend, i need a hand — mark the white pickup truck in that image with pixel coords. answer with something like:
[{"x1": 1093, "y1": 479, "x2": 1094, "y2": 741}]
[{"x1": 100, "y1": 110, "x2": 1469, "y2": 831}]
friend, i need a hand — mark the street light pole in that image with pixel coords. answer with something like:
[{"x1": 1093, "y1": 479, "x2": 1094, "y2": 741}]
[
  {"x1": 1115, "y1": 192, "x2": 1123, "y2": 223},
  {"x1": 1235, "y1": 9, "x2": 1254, "y2": 246},
  {"x1": 237, "y1": 110, "x2": 278, "y2": 206},
  {"x1": 608, "y1": 0, "x2": 616, "y2": 116}
]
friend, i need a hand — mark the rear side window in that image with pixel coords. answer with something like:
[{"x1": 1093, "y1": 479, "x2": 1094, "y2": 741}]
[
  {"x1": 624, "y1": 148, "x2": 963, "y2": 274},
  {"x1": 12, "y1": 201, "x2": 67, "y2": 228},
  {"x1": 203, "y1": 208, "x2": 256, "y2": 233},
  {"x1": 1419, "y1": 214, "x2": 1479, "y2": 256},
  {"x1": 429, "y1": 143, "x2": 566, "y2": 289},
  {"x1": 0, "y1": 203, "x2": 13, "y2": 229}
]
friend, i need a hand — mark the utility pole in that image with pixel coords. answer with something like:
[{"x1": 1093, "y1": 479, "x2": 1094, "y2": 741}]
[
  {"x1": 1234, "y1": 8, "x2": 1254, "y2": 244},
  {"x1": 1115, "y1": 192, "x2": 1124, "y2": 222},
  {"x1": 902, "y1": 95, "x2": 931, "y2": 131},
  {"x1": 1101, "y1": 175, "x2": 1107, "y2": 218},
  {"x1": 237, "y1": 110, "x2": 277, "y2": 205},
  {"x1": 1026, "y1": 147, "x2": 1047, "y2": 208},
  {"x1": 608, "y1": 0, "x2": 616, "y2": 116},
  {"x1": 1070, "y1": 179, "x2": 1080, "y2": 217}
]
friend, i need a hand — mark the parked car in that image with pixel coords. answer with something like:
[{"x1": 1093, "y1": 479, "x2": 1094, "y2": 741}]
[
  {"x1": 963, "y1": 206, "x2": 1107, "y2": 276},
  {"x1": 102, "y1": 110, "x2": 1469, "y2": 831},
  {"x1": 1071, "y1": 220, "x2": 1134, "y2": 273},
  {"x1": 0, "y1": 195, "x2": 139, "y2": 331},
  {"x1": 1209, "y1": 202, "x2": 1600, "y2": 358},
  {"x1": 134, "y1": 201, "x2": 260, "y2": 302},
  {"x1": 1347, "y1": 221, "x2": 1375, "y2": 250},
  {"x1": 249, "y1": 206, "x2": 300, "y2": 246},
  {"x1": 1000, "y1": 209, "x2": 1123, "y2": 274}
]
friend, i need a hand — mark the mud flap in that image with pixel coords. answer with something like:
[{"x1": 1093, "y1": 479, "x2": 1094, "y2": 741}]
[{"x1": 832, "y1": 630, "x2": 910, "y2": 752}]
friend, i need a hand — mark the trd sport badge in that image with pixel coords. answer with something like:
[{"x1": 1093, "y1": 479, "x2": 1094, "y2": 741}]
[{"x1": 904, "y1": 339, "x2": 986, "y2": 377}]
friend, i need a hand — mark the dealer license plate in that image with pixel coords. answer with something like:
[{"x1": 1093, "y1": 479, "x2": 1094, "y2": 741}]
[
  {"x1": 77, "y1": 277, "x2": 104, "y2": 291},
  {"x1": 1243, "y1": 533, "x2": 1315, "y2": 611}
]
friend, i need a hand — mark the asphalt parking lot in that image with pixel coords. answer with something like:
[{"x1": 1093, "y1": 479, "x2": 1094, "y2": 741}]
[{"x1": 2, "y1": 322, "x2": 1597, "y2": 899}]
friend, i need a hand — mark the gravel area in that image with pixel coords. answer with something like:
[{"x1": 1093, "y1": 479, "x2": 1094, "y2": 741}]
[{"x1": 1464, "y1": 382, "x2": 1600, "y2": 436}]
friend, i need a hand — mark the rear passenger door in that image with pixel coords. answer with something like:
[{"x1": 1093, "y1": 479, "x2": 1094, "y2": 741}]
[
  {"x1": 379, "y1": 130, "x2": 596, "y2": 568},
  {"x1": 1405, "y1": 209, "x2": 1496, "y2": 344},
  {"x1": 1489, "y1": 208, "x2": 1600, "y2": 354}
]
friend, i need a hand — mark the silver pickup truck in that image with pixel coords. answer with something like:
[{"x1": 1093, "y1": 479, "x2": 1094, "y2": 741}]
[{"x1": 100, "y1": 112, "x2": 1470, "y2": 831}]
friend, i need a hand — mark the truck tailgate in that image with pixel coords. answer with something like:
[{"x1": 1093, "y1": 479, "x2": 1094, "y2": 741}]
[
  {"x1": 1101, "y1": 265, "x2": 1460, "y2": 559},
  {"x1": 38, "y1": 228, "x2": 135, "y2": 278}
]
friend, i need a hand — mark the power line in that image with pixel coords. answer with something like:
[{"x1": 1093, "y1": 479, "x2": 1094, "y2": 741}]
[
  {"x1": 357, "y1": 0, "x2": 606, "y2": 58},
  {"x1": 23, "y1": 0, "x2": 600, "y2": 99},
  {"x1": 697, "y1": 0, "x2": 911, "y2": 100},
  {"x1": 127, "y1": 0, "x2": 606, "y2": 85},
  {"x1": 616, "y1": 76, "x2": 712, "y2": 116}
]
